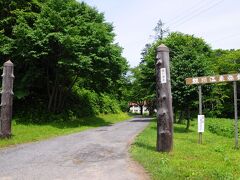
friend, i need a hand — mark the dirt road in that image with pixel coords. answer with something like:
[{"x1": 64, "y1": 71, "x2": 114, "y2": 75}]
[{"x1": 0, "y1": 117, "x2": 151, "y2": 180}]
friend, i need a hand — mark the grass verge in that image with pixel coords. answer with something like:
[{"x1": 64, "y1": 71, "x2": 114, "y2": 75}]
[
  {"x1": 130, "y1": 119, "x2": 240, "y2": 179},
  {"x1": 0, "y1": 112, "x2": 131, "y2": 148}
]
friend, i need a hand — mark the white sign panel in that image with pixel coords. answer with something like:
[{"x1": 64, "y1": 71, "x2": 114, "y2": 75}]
[
  {"x1": 160, "y1": 68, "x2": 167, "y2": 84},
  {"x1": 198, "y1": 115, "x2": 205, "y2": 132}
]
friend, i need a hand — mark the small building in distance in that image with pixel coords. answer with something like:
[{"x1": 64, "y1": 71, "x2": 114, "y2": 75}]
[{"x1": 128, "y1": 102, "x2": 149, "y2": 114}]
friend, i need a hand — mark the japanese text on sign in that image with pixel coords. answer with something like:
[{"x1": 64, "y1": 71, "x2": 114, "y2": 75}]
[
  {"x1": 198, "y1": 115, "x2": 205, "y2": 133},
  {"x1": 186, "y1": 73, "x2": 240, "y2": 85},
  {"x1": 160, "y1": 68, "x2": 167, "y2": 84}
]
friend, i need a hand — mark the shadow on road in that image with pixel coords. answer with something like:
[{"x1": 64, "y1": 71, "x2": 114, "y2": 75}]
[
  {"x1": 15, "y1": 116, "x2": 113, "y2": 129},
  {"x1": 130, "y1": 119, "x2": 152, "y2": 123},
  {"x1": 14, "y1": 114, "x2": 152, "y2": 131}
]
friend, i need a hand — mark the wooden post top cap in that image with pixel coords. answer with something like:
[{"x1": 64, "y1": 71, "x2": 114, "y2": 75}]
[
  {"x1": 4, "y1": 60, "x2": 13, "y2": 66},
  {"x1": 157, "y1": 44, "x2": 169, "y2": 52}
]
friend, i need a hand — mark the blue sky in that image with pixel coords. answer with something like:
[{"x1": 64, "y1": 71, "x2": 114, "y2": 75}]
[{"x1": 80, "y1": 0, "x2": 240, "y2": 67}]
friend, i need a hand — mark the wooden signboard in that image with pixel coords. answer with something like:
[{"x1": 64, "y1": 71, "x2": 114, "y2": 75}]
[
  {"x1": 186, "y1": 73, "x2": 239, "y2": 148},
  {"x1": 186, "y1": 73, "x2": 240, "y2": 85}
]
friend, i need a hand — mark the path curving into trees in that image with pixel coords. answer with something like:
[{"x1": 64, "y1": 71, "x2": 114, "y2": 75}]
[{"x1": 0, "y1": 117, "x2": 151, "y2": 180}]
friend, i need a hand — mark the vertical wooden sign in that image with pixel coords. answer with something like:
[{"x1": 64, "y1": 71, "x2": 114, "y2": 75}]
[
  {"x1": 0, "y1": 60, "x2": 14, "y2": 138},
  {"x1": 156, "y1": 44, "x2": 173, "y2": 152},
  {"x1": 233, "y1": 81, "x2": 239, "y2": 149}
]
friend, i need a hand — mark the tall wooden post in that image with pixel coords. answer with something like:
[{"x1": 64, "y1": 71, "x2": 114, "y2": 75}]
[
  {"x1": 233, "y1": 81, "x2": 239, "y2": 149},
  {"x1": 198, "y1": 85, "x2": 203, "y2": 144},
  {"x1": 0, "y1": 60, "x2": 14, "y2": 138},
  {"x1": 156, "y1": 44, "x2": 173, "y2": 152}
]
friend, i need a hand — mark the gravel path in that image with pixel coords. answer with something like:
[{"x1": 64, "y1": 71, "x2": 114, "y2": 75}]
[{"x1": 0, "y1": 117, "x2": 151, "y2": 180}]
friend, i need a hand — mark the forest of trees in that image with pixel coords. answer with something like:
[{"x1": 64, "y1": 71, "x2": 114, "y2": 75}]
[
  {"x1": 131, "y1": 21, "x2": 240, "y2": 128},
  {"x1": 0, "y1": 0, "x2": 130, "y2": 122},
  {"x1": 1, "y1": 1, "x2": 239, "y2": 125}
]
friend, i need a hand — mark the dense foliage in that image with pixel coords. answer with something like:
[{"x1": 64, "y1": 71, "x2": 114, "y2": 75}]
[
  {"x1": 207, "y1": 118, "x2": 239, "y2": 138},
  {"x1": 0, "y1": 0, "x2": 129, "y2": 120},
  {"x1": 133, "y1": 30, "x2": 240, "y2": 121},
  {"x1": 134, "y1": 32, "x2": 212, "y2": 122},
  {"x1": 204, "y1": 49, "x2": 240, "y2": 117}
]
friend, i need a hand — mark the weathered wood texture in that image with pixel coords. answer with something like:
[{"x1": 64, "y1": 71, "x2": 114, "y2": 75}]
[
  {"x1": 198, "y1": 85, "x2": 203, "y2": 144},
  {"x1": 233, "y1": 81, "x2": 239, "y2": 149},
  {"x1": 186, "y1": 73, "x2": 240, "y2": 85},
  {"x1": 0, "y1": 60, "x2": 14, "y2": 138},
  {"x1": 187, "y1": 74, "x2": 239, "y2": 148},
  {"x1": 155, "y1": 44, "x2": 173, "y2": 152}
]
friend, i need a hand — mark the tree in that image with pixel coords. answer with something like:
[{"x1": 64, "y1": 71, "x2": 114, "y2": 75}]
[
  {"x1": 139, "y1": 32, "x2": 212, "y2": 128},
  {"x1": 212, "y1": 49, "x2": 240, "y2": 74},
  {"x1": 204, "y1": 49, "x2": 240, "y2": 118},
  {"x1": 153, "y1": 19, "x2": 169, "y2": 41},
  {"x1": 0, "y1": 0, "x2": 42, "y2": 37},
  {"x1": 133, "y1": 19, "x2": 169, "y2": 116},
  {"x1": 128, "y1": 66, "x2": 146, "y2": 115},
  {"x1": 0, "y1": 0, "x2": 128, "y2": 114},
  {"x1": 0, "y1": 0, "x2": 41, "y2": 60}
]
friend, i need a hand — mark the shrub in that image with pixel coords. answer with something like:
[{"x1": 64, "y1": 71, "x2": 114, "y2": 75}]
[
  {"x1": 14, "y1": 87, "x2": 124, "y2": 123},
  {"x1": 72, "y1": 87, "x2": 122, "y2": 116},
  {"x1": 207, "y1": 118, "x2": 238, "y2": 138},
  {"x1": 99, "y1": 93, "x2": 121, "y2": 114}
]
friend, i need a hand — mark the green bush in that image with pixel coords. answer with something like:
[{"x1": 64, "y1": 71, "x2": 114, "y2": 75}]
[
  {"x1": 99, "y1": 93, "x2": 121, "y2": 114},
  {"x1": 75, "y1": 88, "x2": 101, "y2": 116},
  {"x1": 14, "y1": 87, "x2": 124, "y2": 123},
  {"x1": 207, "y1": 118, "x2": 238, "y2": 138},
  {"x1": 72, "y1": 87, "x2": 122, "y2": 116}
]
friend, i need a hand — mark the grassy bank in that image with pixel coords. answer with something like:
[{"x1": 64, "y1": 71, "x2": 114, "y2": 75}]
[
  {"x1": 130, "y1": 118, "x2": 240, "y2": 179},
  {"x1": 0, "y1": 113, "x2": 131, "y2": 148}
]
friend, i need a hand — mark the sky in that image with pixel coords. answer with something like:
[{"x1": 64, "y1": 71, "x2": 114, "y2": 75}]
[{"x1": 80, "y1": 0, "x2": 240, "y2": 67}]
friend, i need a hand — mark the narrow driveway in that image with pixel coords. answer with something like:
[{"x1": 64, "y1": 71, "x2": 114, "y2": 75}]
[{"x1": 0, "y1": 117, "x2": 151, "y2": 180}]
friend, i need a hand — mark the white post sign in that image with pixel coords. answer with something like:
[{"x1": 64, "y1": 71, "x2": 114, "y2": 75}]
[
  {"x1": 198, "y1": 115, "x2": 205, "y2": 132},
  {"x1": 160, "y1": 68, "x2": 167, "y2": 84}
]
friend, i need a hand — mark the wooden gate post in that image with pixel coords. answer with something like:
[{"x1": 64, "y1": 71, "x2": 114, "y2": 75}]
[
  {"x1": 0, "y1": 60, "x2": 14, "y2": 138},
  {"x1": 233, "y1": 81, "x2": 239, "y2": 149},
  {"x1": 198, "y1": 85, "x2": 203, "y2": 144},
  {"x1": 156, "y1": 44, "x2": 173, "y2": 152}
]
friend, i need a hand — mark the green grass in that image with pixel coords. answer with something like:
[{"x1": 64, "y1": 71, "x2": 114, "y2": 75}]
[
  {"x1": 206, "y1": 118, "x2": 240, "y2": 138},
  {"x1": 0, "y1": 112, "x2": 131, "y2": 148},
  {"x1": 130, "y1": 119, "x2": 240, "y2": 180}
]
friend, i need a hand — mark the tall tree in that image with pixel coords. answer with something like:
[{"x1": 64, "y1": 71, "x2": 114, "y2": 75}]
[
  {"x1": 153, "y1": 19, "x2": 169, "y2": 41},
  {"x1": 0, "y1": 0, "x2": 128, "y2": 114},
  {"x1": 204, "y1": 49, "x2": 240, "y2": 117},
  {"x1": 139, "y1": 32, "x2": 212, "y2": 127},
  {"x1": 0, "y1": 0, "x2": 41, "y2": 60},
  {"x1": 127, "y1": 67, "x2": 144, "y2": 115}
]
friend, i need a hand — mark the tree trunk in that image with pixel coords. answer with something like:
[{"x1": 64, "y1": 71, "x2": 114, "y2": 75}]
[
  {"x1": 149, "y1": 105, "x2": 154, "y2": 116},
  {"x1": 57, "y1": 75, "x2": 79, "y2": 112},
  {"x1": 156, "y1": 44, "x2": 173, "y2": 152},
  {"x1": 48, "y1": 71, "x2": 59, "y2": 112},
  {"x1": 147, "y1": 99, "x2": 156, "y2": 116},
  {"x1": 173, "y1": 107, "x2": 177, "y2": 123},
  {"x1": 0, "y1": 60, "x2": 14, "y2": 138},
  {"x1": 48, "y1": 85, "x2": 56, "y2": 112},
  {"x1": 186, "y1": 106, "x2": 190, "y2": 130},
  {"x1": 57, "y1": 87, "x2": 64, "y2": 112},
  {"x1": 140, "y1": 105, "x2": 143, "y2": 115},
  {"x1": 178, "y1": 110, "x2": 184, "y2": 124},
  {"x1": 53, "y1": 86, "x2": 59, "y2": 113}
]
